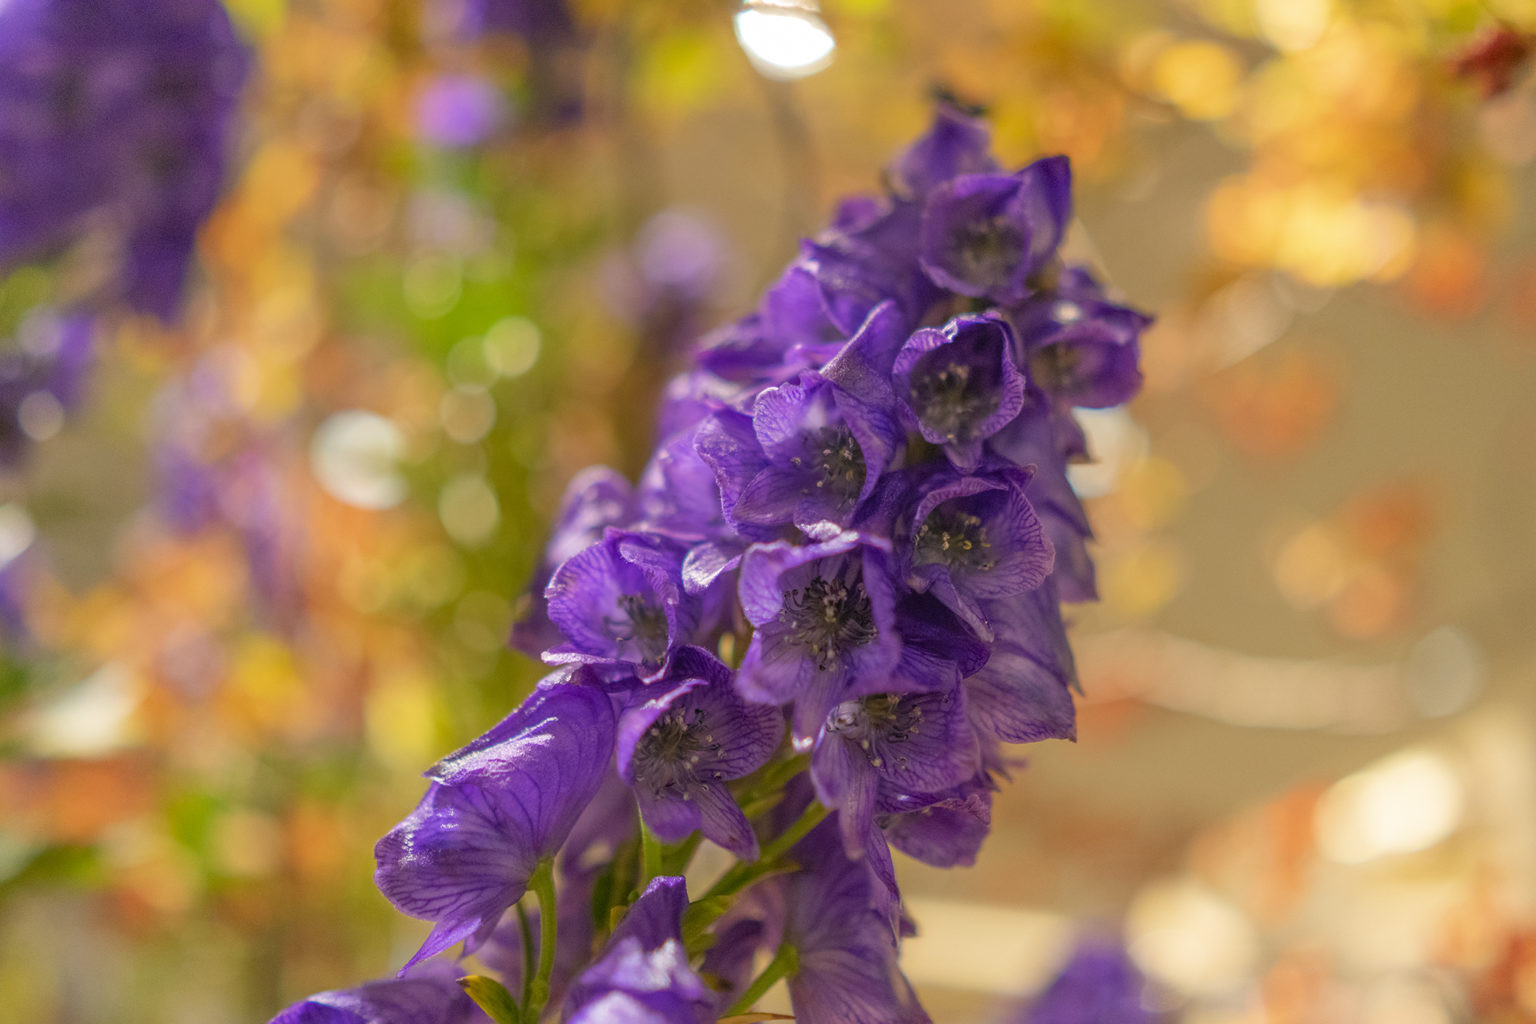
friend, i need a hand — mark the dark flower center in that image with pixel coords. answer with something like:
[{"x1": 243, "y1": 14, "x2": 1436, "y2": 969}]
[
  {"x1": 779, "y1": 571, "x2": 877, "y2": 670},
  {"x1": 914, "y1": 507, "x2": 995, "y2": 572},
  {"x1": 1029, "y1": 342, "x2": 1088, "y2": 397},
  {"x1": 791, "y1": 424, "x2": 865, "y2": 506},
  {"x1": 606, "y1": 593, "x2": 669, "y2": 664},
  {"x1": 633, "y1": 705, "x2": 722, "y2": 795},
  {"x1": 827, "y1": 693, "x2": 927, "y2": 771},
  {"x1": 952, "y1": 217, "x2": 1022, "y2": 289},
  {"x1": 908, "y1": 359, "x2": 999, "y2": 442}
]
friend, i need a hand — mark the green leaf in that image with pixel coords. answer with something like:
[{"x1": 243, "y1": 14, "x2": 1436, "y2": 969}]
[{"x1": 457, "y1": 974, "x2": 521, "y2": 1024}]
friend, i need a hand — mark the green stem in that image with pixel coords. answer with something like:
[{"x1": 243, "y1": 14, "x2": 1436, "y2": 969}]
[
  {"x1": 741, "y1": 753, "x2": 809, "y2": 805},
  {"x1": 661, "y1": 831, "x2": 703, "y2": 876},
  {"x1": 725, "y1": 942, "x2": 799, "y2": 1017},
  {"x1": 683, "y1": 800, "x2": 831, "y2": 950},
  {"x1": 639, "y1": 820, "x2": 664, "y2": 889},
  {"x1": 524, "y1": 859, "x2": 558, "y2": 1024},
  {"x1": 756, "y1": 799, "x2": 830, "y2": 866},
  {"x1": 515, "y1": 902, "x2": 534, "y2": 1012}
]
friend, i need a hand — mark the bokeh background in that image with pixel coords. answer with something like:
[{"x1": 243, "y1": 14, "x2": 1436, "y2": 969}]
[{"x1": 2, "y1": 0, "x2": 1536, "y2": 1021}]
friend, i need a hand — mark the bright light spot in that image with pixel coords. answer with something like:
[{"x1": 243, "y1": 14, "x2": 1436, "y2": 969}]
[
  {"x1": 17, "y1": 390, "x2": 64, "y2": 441},
  {"x1": 0, "y1": 504, "x2": 36, "y2": 567},
  {"x1": 1257, "y1": 0, "x2": 1330, "y2": 52},
  {"x1": 483, "y1": 316, "x2": 541, "y2": 378},
  {"x1": 1067, "y1": 406, "x2": 1148, "y2": 499},
  {"x1": 1402, "y1": 626, "x2": 1483, "y2": 718},
  {"x1": 734, "y1": 2, "x2": 836, "y2": 80},
  {"x1": 310, "y1": 410, "x2": 407, "y2": 510},
  {"x1": 439, "y1": 474, "x2": 499, "y2": 546},
  {"x1": 25, "y1": 662, "x2": 141, "y2": 757},
  {"x1": 1315, "y1": 748, "x2": 1464, "y2": 864},
  {"x1": 1127, "y1": 879, "x2": 1257, "y2": 996}
]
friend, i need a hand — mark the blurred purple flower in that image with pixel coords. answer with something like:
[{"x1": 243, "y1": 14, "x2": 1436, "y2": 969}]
[
  {"x1": 1014, "y1": 938, "x2": 1153, "y2": 1024},
  {"x1": 0, "y1": 0, "x2": 249, "y2": 320},
  {"x1": 414, "y1": 74, "x2": 506, "y2": 149}
]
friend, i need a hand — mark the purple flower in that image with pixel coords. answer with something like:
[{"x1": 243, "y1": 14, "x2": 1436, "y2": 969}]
[
  {"x1": 460, "y1": 0, "x2": 576, "y2": 42},
  {"x1": 543, "y1": 529, "x2": 695, "y2": 679},
  {"x1": 270, "y1": 966, "x2": 487, "y2": 1024},
  {"x1": 918, "y1": 157, "x2": 1071, "y2": 306},
  {"x1": 779, "y1": 821, "x2": 931, "y2": 1024},
  {"x1": 617, "y1": 650, "x2": 781, "y2": 859},
  {"x1": 877, "y1": 776, "x2": 992, "y2": 869},
  {"x1": 564, "y1": 876, "x2": 714, "y2": 1024},
  {"x1": 414, "y1": 74, "x2": 506, "y2": 148},
  {"x1": 888, "y1": 102, "x2": 1000, "y2": 199},
  {"x1": 1014, "y1": 266, "x2": 1151, "y2": 410},
  {"x1": 965, "y1": 581, "x2": 1078, "y2": 744},
  {"x1": 736, "y1": 531, "x2": 900, "y2": 745},
  {"x1": 801, "y1": 199, "x2": 942, "y2": 338},
  {"x1": 374, "y1": 678, "x2": 615, "y2": 971},
  {"x1": 634, "y1": 426, "x2": 730, "y2": 542},
  {"x1": 892, "y1": 313, "x2": 1029, "y2": 469},
  {"x1": 1016, "y1": 938, "x2": 1152, "y2": 1024},
  {"x1": 510, "y1": 467, "x2": 634, "y2": 658},
  {"x1": 0, "y1": 0, "x2": 249, "y2": 320},
  {"x1": 988, "y1": 406, "x2": 1097, "y2": 602},
  {"x1": 811, "y1": 680, "x2": 979, "y2": 859},
  {"x1": 697, "y1": 372, "x2": 902, "y2": 532},
  {"x1": 907, "y1": 464, "x2": 1053, "y2": 639}
]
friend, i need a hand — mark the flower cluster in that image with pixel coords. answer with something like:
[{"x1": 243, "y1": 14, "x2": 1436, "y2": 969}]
[
  {"x1": 274, "y1": 103, "x2": 1149, "y2": 1024},
  {"x1": 0, "y1": 0, "x2": 248, "y2": 321}
]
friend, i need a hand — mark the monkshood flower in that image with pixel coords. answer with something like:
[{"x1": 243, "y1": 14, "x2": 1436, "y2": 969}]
[
  {"x1": 617, "y1": 649, "x2": 781, "y2": 858},
  {"x1": 893, "y1": 313, "x2": 1029, "y2": 469},
  {"x1": 510, "y1": 467, "x2": 633, "y2": 659},
  {"x1": 812, "y1": 680, "x2": 979, "y2": 859},
  {"x1": 736, "y1": 529, "x2": 900, "y2": 745},
  {"x1": 1013, "y1": 937, "x2": 1153, "y2": 1024},
  {"x1": 878, "y1": 774, "x2": 992, "y2": 869},
  {"x1": 697, "y1": 371, "x2": 902, "y2": 532},
  {"x1": 778, "y1": 820, "x2": 931, "y2": 1024},
  {"x1": 989, "y1": 404, "x2": 1098, "y2": 602},
  {"x1": 0, "y1": 0, "x2": 248, "y2": 320},
  {"x1": 802, "y1": 199, "x2": 942, "y2": 338},
  {"x1": 271, "y1": 964, "x2": 488, "y2": 1024},
  {"x1": 919, "y1": 156, "x2": 1071, "y2": 306},
  {"x1": 285, "y1": 102, "x2": 1151, "y2": 1024},
  {"x1": 374, "y1": 677, "x2": 615, "y2": 970},
  {"x1": 964, "y1": 580, "x2": 1078, "y2": 744},
  {"x1": 543, "y1": 529, "x2": 695, "y2": 680},
  {"x1": 887, "y1": 100, "x2": 1000, "y2": 199},
  {"x1": 1013, "y1": 266, "x2": 1150, "y2": 410},
  {"x1": 564, "y1": 876, "x2": 714, "y2": 1024},
  {"x1": 906, "y1": 463, "x2": 1053, "y2": 640}
]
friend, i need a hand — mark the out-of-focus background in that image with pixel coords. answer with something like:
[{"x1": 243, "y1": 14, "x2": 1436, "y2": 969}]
[{"x1": 1, "y1": 0, "x2": 1535, "y2": 1021}]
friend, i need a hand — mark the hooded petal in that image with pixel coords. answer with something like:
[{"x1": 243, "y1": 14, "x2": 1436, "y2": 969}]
[{"x1": 377, "y1": 682, "x2": 616, "y2": 970}]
